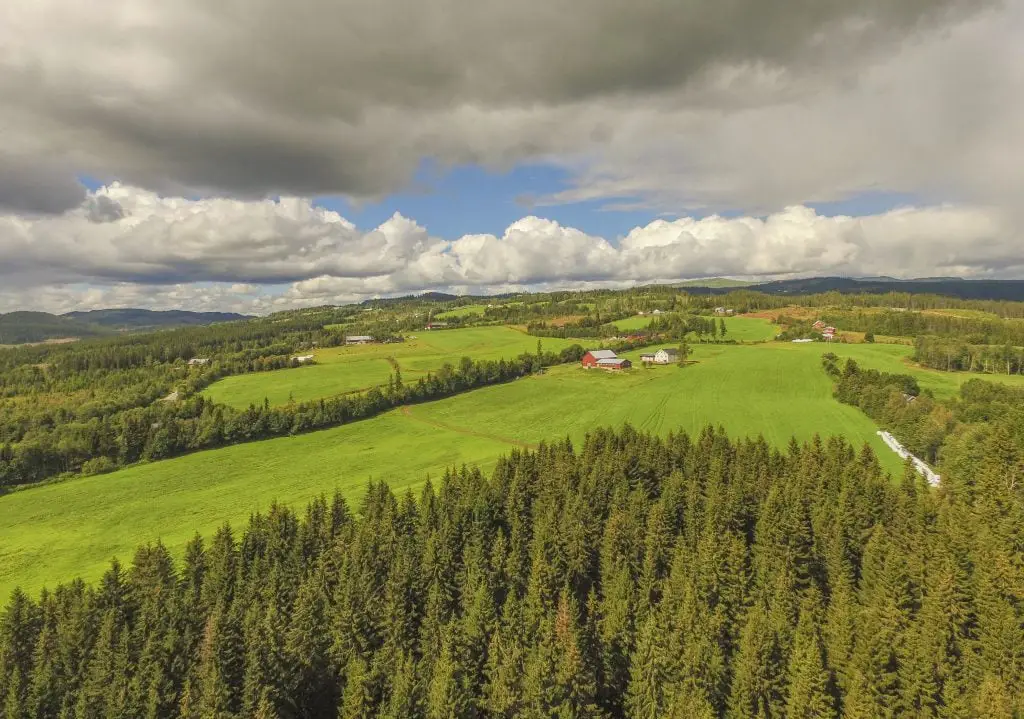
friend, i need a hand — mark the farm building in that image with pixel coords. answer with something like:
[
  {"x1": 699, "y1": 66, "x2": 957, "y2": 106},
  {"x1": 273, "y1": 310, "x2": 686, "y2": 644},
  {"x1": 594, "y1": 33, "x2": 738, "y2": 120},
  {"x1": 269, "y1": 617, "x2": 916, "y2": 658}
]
[
  {"x1": 344, "y1": 335, "x2": 374, "y2": 345},
  {"x1": 822, "y1": 326, "x2": 836, "y2": 341},
  {"x1": 597, "y1": 358, "x2": 632, "y2": 370},
  {"x1": 292, "y1": 354, "x2": 315, "y2": 363},
  {"x1": 425, "y1": 322, "x2": 449, "y2": 330},
  {"x1": 640, "y1": 353, "x2": 656, "y2": 363},
  {"x1": 187, "y1": 358, "x2": 210, "y2": 366},
  {"x1": 653, "y1": 348, "x2": 680, "y2": 364},
  {"x1": 812, "y1": 320, "x2": 826, "y2": 330},
  {"x1": 581, "y1": 349, "x2": 618, "y2": 368}
]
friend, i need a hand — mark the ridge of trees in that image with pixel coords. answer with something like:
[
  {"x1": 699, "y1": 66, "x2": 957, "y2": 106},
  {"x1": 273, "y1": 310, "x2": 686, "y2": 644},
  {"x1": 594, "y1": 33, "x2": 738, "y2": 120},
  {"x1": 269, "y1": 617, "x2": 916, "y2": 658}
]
[{"x1": 1, "y1": 425, "x2": 1020, "y2": 717}]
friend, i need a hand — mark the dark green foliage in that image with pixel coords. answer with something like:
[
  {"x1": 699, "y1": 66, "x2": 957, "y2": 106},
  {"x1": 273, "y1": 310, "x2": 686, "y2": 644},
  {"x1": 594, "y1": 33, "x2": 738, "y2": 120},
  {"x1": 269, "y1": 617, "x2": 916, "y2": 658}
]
[
  {"x1": 1, "y1": 425, "x2": 1020, "y2": 718},
  {"x1": 0, "y1": 320, "x2": 584, "y2": 488}
]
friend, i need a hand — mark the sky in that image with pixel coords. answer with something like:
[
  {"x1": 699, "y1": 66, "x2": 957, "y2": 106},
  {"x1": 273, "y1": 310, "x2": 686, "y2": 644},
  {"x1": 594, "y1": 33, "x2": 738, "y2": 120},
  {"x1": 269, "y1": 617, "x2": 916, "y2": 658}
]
[{"x1": 1, "y1": 0, "x2": 1022, "y2": 314}]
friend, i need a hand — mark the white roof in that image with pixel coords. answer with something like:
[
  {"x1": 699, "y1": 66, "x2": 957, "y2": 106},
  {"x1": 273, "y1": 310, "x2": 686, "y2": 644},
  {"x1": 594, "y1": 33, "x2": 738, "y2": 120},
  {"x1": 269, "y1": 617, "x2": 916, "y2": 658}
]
[
  {"x1": 597, "y1": 357, "x2": 626, "y2": 365},
  {"x1": 345, "y1": 335, "x2": 373, "y2": 341},
  {"x1": 587, "y1": 349, "x2": 618, "y2": 359}
]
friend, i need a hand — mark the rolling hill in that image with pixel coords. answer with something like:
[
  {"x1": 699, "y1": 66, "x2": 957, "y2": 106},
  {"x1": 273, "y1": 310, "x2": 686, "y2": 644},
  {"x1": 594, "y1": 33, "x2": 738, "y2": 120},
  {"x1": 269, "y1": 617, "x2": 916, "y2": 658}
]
[
  {"x1": 0, "y1": 311, "x2": 108, "y2": 345},
  {"x1": 63, "y1": 308, "x2": 250, "y2": 331},
  {"x1": 0, "y1": 308, "x2": 250, "y2": 344}
]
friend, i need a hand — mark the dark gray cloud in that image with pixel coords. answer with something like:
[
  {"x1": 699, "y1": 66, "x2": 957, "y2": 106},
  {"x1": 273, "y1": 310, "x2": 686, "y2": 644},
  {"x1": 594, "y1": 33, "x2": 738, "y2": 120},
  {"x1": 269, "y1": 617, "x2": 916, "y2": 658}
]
[
  {"x1": 0, "y1": 155, "x2": 86, "y2": 214},
  {"x1": 85, "y1": 195, "x2": 124, "y2": 223},
  {"x1": 0, "y1": 0, "x2": 997, "y2": 204}
]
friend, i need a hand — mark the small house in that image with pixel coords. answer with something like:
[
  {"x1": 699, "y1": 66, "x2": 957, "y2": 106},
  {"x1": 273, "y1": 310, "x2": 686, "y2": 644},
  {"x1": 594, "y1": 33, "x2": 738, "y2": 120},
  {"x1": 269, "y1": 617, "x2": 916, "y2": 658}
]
[
  {"x1": 812, "y1": 320, "x2": 826, "y2": 330},
  {"x1": 345, "y1": 335, "x2": 374, "y2": 345},
  {"x1": 597, "y1": 357, "x2": 632, "y2": 371},
  {"x1": 292, "y1": 354, "x2": 315, "y2": 363},
  {"x1": 640, "y1": 353, "x2": 656, "y2": 364},
  {"x1": 425, "y1": 322, "x2": 448, "y2": 330},
  {"x1": 187, "y1": 358, "x2": 210, "y2": 366},
  {"x1": 581, "y1": 349, "x2": 618, "y2": 368},
  {"x1": 653, "y1": 348, "x2": 680, "y2": 365}
]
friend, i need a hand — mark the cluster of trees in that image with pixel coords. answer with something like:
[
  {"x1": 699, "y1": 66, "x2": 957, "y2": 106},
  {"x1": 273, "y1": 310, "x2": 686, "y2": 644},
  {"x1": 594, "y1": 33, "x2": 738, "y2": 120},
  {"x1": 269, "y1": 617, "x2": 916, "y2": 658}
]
[
  {"x1": 0, "y1": 346, "x2": 585, "y2": 488},
  {"x1": 824, "y1": 354, "x2": 1024, "y2": 478},
  {"x1": 822, "y1": 309, "x2": 1024, "y2": 346},
  {"x1": 776, "y1": 317, "x2": 827, "y2": 342},
  {"x1": 913, "y1": 336, "x2": 1024, "y2": 375},
  {"x1": 0, "y1": 320, "x2": 324, "y2": 488},
  {"x1": 527, "y1": 313, "x2": 730, "y2": 344},
  {"x1": 2, "y1": 425, "x2": 1021, "y2": 718},
  {"x1": 645, "y1": 314, "x2": 729, "y2": 342},
  {"x1": 824, "y1": 356, "x2": 951, "y2": 464}
]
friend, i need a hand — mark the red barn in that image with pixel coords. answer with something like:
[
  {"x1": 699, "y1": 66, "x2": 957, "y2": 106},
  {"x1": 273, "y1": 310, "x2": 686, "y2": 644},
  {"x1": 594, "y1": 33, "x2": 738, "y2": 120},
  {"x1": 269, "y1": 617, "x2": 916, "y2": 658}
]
[{"x1": 581, "y1": 349, "x2": 618, "y2": 368}]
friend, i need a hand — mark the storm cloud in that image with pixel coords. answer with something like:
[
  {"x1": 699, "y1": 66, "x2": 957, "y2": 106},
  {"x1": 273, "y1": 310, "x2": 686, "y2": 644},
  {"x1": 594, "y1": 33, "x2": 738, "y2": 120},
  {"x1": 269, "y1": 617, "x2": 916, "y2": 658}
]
[{"x1": 0, "y1": 0, "x2": 1006, "y2": 207}]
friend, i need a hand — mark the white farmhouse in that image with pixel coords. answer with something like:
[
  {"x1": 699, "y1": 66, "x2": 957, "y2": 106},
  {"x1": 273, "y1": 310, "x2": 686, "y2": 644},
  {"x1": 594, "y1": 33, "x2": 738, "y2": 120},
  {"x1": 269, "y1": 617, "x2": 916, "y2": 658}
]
[{"x1": 653, "y1": 348, "x2": 680, "y2": 364}]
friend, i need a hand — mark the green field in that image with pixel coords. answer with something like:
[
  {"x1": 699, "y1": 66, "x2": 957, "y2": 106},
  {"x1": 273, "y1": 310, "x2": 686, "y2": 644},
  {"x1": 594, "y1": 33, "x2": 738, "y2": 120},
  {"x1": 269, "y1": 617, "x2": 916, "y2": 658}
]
[
  {"x1": 808, "y1": 341, "x2": 1024, "y2": 398},
  {"x1": 203, "y1": 326, "x2": 578, "y2": 409},
  {"x1": 612, "y1": 315, "x2": 653, "y2": 331},
  {"x1": 204, "y1": 357, "x2": 394, "y2": 408},
  {"x1": 720, "y1": 316, "x2": 779, "y2": 341},
  {"x1": 9, "y1": 335, "x2": 1024, "y2": 598},
  {"x1": 0, "y1": 414, "x2": 510, "y2": 600},
  {"x1": 612, "y1": 315, "x2": 778, "y2": 342},
  {"x1": 435, "y1": 304, "x2": 489, "y2": 319}
]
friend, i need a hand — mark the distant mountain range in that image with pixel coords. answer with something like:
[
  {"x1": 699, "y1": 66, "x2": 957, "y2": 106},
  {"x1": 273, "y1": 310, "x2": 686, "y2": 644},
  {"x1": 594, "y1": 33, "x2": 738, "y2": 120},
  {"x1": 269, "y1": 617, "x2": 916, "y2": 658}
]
[
  {"x1": 0, "y1": 309, "x2": 250, "y2": 345},
  {"x1": 741, "y1": 277, "x2": 1024, "y2": 300}
]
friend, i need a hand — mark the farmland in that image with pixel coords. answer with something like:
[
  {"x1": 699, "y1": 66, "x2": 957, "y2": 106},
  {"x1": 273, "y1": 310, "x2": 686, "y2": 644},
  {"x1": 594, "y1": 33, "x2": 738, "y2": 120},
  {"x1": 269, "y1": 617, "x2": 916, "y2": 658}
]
[
  {"x1": 0, "y1": 333, "x2": 978, "y2": 599},
  {"x1": 434, "y1": 304, "x2": 490, "y2": 319},
  {"x1": 611, "y1": 315, "x2": 654, "y2": 331},
  {"x1": 203, "y1": 325, "x2": 579, "y2": 408},
  {"x1": 612, "y1": 314, "x2": 778, "y2": 341}
]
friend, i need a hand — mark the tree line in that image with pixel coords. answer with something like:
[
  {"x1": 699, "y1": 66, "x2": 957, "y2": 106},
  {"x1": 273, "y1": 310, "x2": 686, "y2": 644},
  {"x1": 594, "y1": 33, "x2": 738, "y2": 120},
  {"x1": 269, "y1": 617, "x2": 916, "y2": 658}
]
[
  {"x1": 824, "y1": 353, "x2": 1024, "y2": 478},
  {"x1": 912, "y1": 336, "x2": 1024, "y2": 375},
  {"x1": 1, "y1": 424, "x2": 1020, "y2": 718},
  {"x1": 820, "y1": 309, "x2": 1024, "y2": 347},
  {"x1": 0, "y1": 347, "x2": 584, "y2": 489}
]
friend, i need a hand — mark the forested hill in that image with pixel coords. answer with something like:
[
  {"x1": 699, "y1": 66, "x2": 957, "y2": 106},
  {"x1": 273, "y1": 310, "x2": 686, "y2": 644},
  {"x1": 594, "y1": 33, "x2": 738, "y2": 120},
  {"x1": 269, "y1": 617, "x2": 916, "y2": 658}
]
[
  {"x1": 747, "y1": 277, "x2": 1024, "y2": 301},
  {"x1": 63, "y1": 308, "x2": 250, "y2": 331},
  {"x1": 0, "y1": 309, "x2": 250, "y2": 344},
  {"x1": 1, "y1": 426, "x2": 1020, "y2": 718},
  {"x1": 0, "y1": 312, "x2": 108, "y2": 345}
]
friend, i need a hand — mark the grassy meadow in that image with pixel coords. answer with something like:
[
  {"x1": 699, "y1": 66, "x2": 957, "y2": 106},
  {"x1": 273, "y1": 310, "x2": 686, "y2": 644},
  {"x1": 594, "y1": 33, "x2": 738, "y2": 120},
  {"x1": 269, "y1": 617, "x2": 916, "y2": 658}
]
[
  {"x1": 435, "y1": 304, "x2": 490, "y2": 319},
  {"x1": 611, "y1": 314, "x2": 779, "y2": 341},
  {"x1": 203, "y1": 326, "x2": 578, "y2": 409}
]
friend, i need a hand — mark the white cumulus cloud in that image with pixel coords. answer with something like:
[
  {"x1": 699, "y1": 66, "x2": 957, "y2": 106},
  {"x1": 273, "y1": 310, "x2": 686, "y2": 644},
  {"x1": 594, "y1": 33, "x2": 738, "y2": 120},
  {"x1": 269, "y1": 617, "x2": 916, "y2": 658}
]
[{"x1": 1, "y1": 185, "x2": 1016, "y2": 313}]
